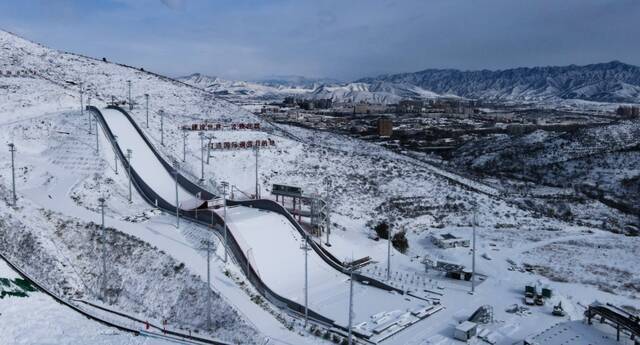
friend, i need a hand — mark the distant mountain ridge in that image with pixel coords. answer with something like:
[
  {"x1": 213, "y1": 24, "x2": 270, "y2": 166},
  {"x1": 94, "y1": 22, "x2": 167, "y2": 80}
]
[{"x1": 357, "y1": 61, "x2": 640, "y2": 103}]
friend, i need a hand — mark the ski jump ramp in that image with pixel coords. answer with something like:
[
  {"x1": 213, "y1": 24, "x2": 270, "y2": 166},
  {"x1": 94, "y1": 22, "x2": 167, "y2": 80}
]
[{"x1": 92, "y1": 105, "x2": 434, "y2": 341}]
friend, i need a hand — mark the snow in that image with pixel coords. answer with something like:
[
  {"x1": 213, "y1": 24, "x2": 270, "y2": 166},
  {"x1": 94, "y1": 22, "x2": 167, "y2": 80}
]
[
  {"x1": 0, "y1": 259, "x2": 173, "y2": 345},
  {"x1": 100, "y1": 108, "x2": 194, "y2": 206},
  {"x1": 2, "y1": 28, "x2": 640, "y2": 345}
]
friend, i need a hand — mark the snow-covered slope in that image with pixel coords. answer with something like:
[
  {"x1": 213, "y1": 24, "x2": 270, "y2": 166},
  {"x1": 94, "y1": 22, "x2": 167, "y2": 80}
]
[
  {"x1": 308, "y1": 81, "x2": 440, "y2": 104},
  {"x1": 2, "y1": 28, "x2": 639, "y2": 345},
  {"x1": 180, "y1": 74, "x2": 441, "y2": 104},
  {"x1": 359, "y1": 61, "x2": 640, "y2": 103},
  {"x1": 178, "y1": 73, "x2": 311, "y2": 99}
]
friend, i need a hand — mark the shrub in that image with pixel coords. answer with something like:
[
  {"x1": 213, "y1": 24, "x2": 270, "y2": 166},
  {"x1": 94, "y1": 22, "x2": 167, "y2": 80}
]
[
  {"x1": 374, "y1": 222, "x2": 389, "y2": 239},
  {"x1": 392, "y1": 230, "x2": 409, "y2": 253}
]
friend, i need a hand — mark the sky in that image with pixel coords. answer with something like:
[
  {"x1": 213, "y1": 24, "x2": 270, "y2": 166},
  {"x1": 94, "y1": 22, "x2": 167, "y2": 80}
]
[{"x1": 1, "y1": 0, "x2": 639, "y2": 81}]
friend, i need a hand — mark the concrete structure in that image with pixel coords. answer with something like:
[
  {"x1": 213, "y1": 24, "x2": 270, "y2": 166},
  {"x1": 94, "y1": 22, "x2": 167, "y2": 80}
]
[
  {"x1": 432, "y1": 233, "x2": 470, "y2": 248},
  {"x1": 454, "y1": 321, "x2": 477, "y2": 341}
]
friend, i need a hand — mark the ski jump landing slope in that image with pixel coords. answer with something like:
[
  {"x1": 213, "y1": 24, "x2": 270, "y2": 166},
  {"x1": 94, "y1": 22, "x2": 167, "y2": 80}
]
[
  {"x1": 92, "y1": 105, "x2": 428, "y2": 338},
  {"x1": 100, "y1": 108, "x2": 194, "y2": 205},
  {"x1": 221, "y1": 206, "x2": 425, "y2": 330}
]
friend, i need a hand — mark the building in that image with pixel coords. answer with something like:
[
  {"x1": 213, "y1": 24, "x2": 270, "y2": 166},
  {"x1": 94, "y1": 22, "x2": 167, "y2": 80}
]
[
  {"x1": 616, "y1": 105, "x2": 640, "y2": 118},
  {"x1": 431, "y1": 233, "x2": 470, "y2": 248},
  {"x1": 377, "y1": 118, "x2": 393, "y2": 137},
  {"x1": 454, "y1": 321, "x2": 477, "y2": 341}
]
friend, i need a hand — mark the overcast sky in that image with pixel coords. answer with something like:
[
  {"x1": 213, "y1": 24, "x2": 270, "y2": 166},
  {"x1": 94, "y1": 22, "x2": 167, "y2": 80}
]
[{"x1": 1, "y1": 0, "x2": 639, "y2": 81}]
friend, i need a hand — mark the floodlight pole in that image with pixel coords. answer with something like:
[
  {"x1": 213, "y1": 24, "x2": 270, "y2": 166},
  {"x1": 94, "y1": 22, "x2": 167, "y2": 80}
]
[
  {"x1": 8, "y1": 143, "x2": 16, "y2": 206},
  {"x1": 206, "y1": 136, "x2": 212, "y2": 164},
  {"x1": 254, "y1": 145, "x2": 259, "y2": 199},
  {"x1": 199, "y1": 132, "x2": 205, "y2": 183},
  {"x1": 182, "y1": 132, "x2": 188, "y2": 162},
  {"x1": 99, "y1": 197, "x2": 107, "y2": 301},
  {"x1": 127, "y1": 80, "x2": 132, "y2": 110},
  {"x1": 387, "y1": 227, "x2": 392, "y2": 281},
  {"x1": 160, "y1": 110, "x2": 165, "y2": 146},
  {"x1": 348, "y1": 267, "x2": 355, "y2": 345},
  {"x1": 144, "y1": 94, "x2": 149, "y2": 128},
  {"x1": 126, "y1": 149, "x2": 132, "y2": 203},
  {"x1": 113, "y1": 136, "x2": 118, "y2": 175},
  {"x1": 221, "y1": 181, "x2": 229, "y2": 263},
  {"x1": 79, "y1": 81, "x2": 84, "y2": 116},
  {"x1": 174, "y1": 163, "x2": 180, "y2": 228},
  {"x1": 471, "y1": 207, "x2": 477, "y2": 294},
  {"x1": 202, "y1": 239, "x2": 213, "y2": 331},
  {"x1": 95, "y1": 114, "x2": 99, "y2": 153},
  {"x1": 301, "y1": 233, "x2": 311, "y2": 327},
  {"x1": 324, "y1": 177, "x2": 332, "y2": 246}
]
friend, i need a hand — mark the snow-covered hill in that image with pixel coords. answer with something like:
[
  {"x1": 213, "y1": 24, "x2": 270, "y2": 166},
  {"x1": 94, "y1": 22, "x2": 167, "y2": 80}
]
[
  {"x1": 180, "y1": 73, "x2": 441, "y2": 104},
  {"x1": 2, "y1": 28, "x2": 639, "y2": 345},
  {"x1": 307, "y1": 81, "x2": 441, "y2": 104},
  {"x1": 358, "y1": 61, "x2": 640, "y2": 103},
  {"x1": 178, "y1": 73, "x2": 311, "y2": 100}
]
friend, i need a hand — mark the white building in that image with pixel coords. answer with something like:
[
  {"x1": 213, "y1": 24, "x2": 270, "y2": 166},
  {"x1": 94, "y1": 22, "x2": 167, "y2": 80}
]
[
  {"x1": 431, "y1": 233, "x2": 470, "y2": 249},
  {"x1": 454, "y1": 321, "x2": 477, "y2": 341}
]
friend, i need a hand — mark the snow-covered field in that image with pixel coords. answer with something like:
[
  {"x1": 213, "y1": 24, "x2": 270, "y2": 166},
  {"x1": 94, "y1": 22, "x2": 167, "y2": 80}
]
[
  {"x1": 1, "y1": 28, "x2": 639, "y2": 345},
  {"x1": 0, "y1": 258, "x2": 177, "y2": 345}
]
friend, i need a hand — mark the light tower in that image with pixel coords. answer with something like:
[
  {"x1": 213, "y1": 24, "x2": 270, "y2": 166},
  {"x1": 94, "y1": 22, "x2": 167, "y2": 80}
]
[
  {"x1": 98, "y1": 197, "x2": 107, "y2": 301},
  {"x1": 144, "y1": 93, "x2": 149, "y2": 128},
  {"x1": 8, "y1": 143, "x2": 16, "y2": 206},
  {"x1": 113, "y1": 135, "x2": 119, "y2": 175},
  {"x1": 173, "y1": 162, "x2": 180, "y2": 228},
  {"x1": 301, "y1": 232, "x2": 311, "y2": 327},
  {"x1": 127, "y1": 80, "x2": 132, "y2": 110},
  {"x1": 471, "y1": 206, "x2": 478, "y2": 294},
  {"x1": 181, "y1": 132, "x2": 188, "y2": 162},
  {"x1": 254, "y1": 145, "x2": 260, "y2": 198},
  {"x1": 160, "y1": 110, "x2": 165, "y2": 146},
  {"x1": 126, "y1": 149, "x2": 132, "y2": 203},
  {"x1": 199, "y1": 131, "x2": 205, "y2": 183},
  {"x1": 221, "y1": 181, "x2": 229, "y2": 263},
  {"x1": 201, "y1": 238, "x2": 214, "y2": 331}
]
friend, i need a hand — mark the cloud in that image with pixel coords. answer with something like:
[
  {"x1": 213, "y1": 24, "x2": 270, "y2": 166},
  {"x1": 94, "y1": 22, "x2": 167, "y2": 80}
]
[{"x1": 160, "y1": 0, "x2": 186, "y2": 10}]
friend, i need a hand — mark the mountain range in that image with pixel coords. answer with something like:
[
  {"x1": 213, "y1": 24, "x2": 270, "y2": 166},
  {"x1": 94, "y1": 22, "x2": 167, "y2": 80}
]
[
  {"x1": 182, "y1": 61, "x2": 640, "y2": 105},
  {"x1": 358, "y1": 61, "x2": 640, "y2": 103}
]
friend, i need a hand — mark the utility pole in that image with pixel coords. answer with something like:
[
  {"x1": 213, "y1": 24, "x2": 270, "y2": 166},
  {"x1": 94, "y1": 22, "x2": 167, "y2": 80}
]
[
  {"x1": 95, "y1": 115, "x2": 99, "y2": 153},
  {"x1": 471, "y1": 207, "x2": 477, "y2": 294},
  {"x1": 144, "y1": 94, "x2": 149, "y2": 128},
  {"x1": 206, "y1": 136, "x2": 212, "y2": 165},
  {"x1": 387, "y1": 227, "x2": 392, "y2": 281},
  {"x1": 324, "y1": 177, "x2": 332, "y2": 246},
  {"x1": 201, "y1": 239, "x2": 213, "y2": 331},
  {"x1": 348, "y1": 266, "x2": 356, "y2": 345},
  {"x1": 160, "y1": 110, "x2": 165, "y2": 146},
  {"x1": 113, "y1": 136, "x2": 118, "y2": 175},
  {"x1": 246, "y1": 248, "x2": 252, "y2": 283},
  {"x1": 301, "y1": 233, "x2": 311, "y2": 327},
  {"x1": 8, "y1": 143, "x2": 16, "y2": 206},
  {"x1": 79, "y1": 82, "x2": 84, "y2": 116},
  {"x1": 221, "y1": 181, "x2": 229, "y2": 263},
  {"x1": 127, "y1": 80, "x2": 132, "y2": 110},
  {"x1": 126, "y1": 149, "x2": 132, "y2": 203},
  {"x1": 254, "y1": 145, "x2": 259, "y2": 199},
  {"x1": 182, "y1": 132, "x2": 188, "y2": 162},
  {"x1": 173, "y1": 162, "x2": 180, "y2": 228},
  {"x1": 199, "y1": 131, "x2": 205, "y2": 183},
  {"x1": 98, "y1": 197, "x2": 107, "y2": 301}
]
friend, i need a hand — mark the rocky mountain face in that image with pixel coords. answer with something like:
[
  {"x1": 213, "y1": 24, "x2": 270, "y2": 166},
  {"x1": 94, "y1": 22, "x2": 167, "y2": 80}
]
[{"x1": 358, "y1": 61, "x2": 640, "y2": 103}]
